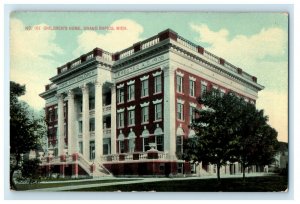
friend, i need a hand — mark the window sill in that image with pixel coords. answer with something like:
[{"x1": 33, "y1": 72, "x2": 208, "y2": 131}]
[
  {"x1": 128, "y1": 124, "x2": 135, "y2": 127},
  {"x1": 117, "y1": 102, "x2": 124, "y2": 105},
  {"x1": 177, "y1": 92, "x2": 184, "y2": 95},
  {"x1": 189, "y1": 95, "x2": 196, "y2": 99},
  {"x1": 153, "y1": 92, "x2": 162, "y2": 95},
  {"x1": 154, "y1": 119, "x2": 162, "y2": 123},
  {"x1": 141, "y1": 122, "x2": 149, "y2": 125},
  {"x1": 141, "y1": 95, "x2": 149, "y2": 99},
  {"x1": 127, "y1": 99, "x2": 135, "y2": 102}
]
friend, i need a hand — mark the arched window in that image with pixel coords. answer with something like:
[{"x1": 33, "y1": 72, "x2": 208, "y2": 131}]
[
  {"x1": 128, "y1": 129, "x2": 136, "y2": 153},
  {"x1": 154, "y1": 125, "x2": 164, "y2": 151},
  {"x1": 117, "y1": 131, "x2": 125, "y2": 153},
  {"x1": 141, "y1": 126, "x2": 150, "y2": 152},
  {"x1": 176, "y1": 126, "x2": 185, "y2": 155}
]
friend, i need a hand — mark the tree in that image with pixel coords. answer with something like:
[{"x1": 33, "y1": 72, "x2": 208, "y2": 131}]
[
  {"x1": 184, "y1": 89, "x2": 279, "y2": 183},
  {"x1": 235, "y1": 102, "x2": 279, "y2": 181},
  {"x1": 184, "y1": 90, "x2": 244, "y2": 182},
  {"x1": 10, "y1": 81, "x2": 45, "y2": 190}
]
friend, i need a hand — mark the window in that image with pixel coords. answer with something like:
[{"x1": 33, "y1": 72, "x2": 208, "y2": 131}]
[
  {"x1": 48, "y1": 110, "x2": 53, "y2": 122},
  {"x1": 176, "y1": 75, "x2": 183, "y2": 93},
  {"x1": 154, "y1": 103, "x2": 162, "y2": 121},
  {"x1": 177, "y1": 163, "x2": 183, "y2": 173},
  {"x1": 128, "y1": 110, "x2": 135, "y2": 126},
  {"x1": 117, "y1": 112, "x2": 124, "y2": 128},
  {"x1": 90, "y1": 141, "x2": 95, "y2": 160},
  {"x1": 119, "y1": 140, "x2": 125, "y2": 153},
  {"x1": 103, "y1": 138, "x2": 111, "y2": 155},
  {"x1": 89, "y1": 99, "x2": 95, "y2": 110},
  {"x1": 79, "y1": 103, "x2": 82, "y2": 113},
  {"x1": 54, "y1": 148, "x2": 58, "y2": 157},
  {"x1": 63, "y1": 106, "x2": 67, "y2": 118},
  {"x1": 129, "y1": 138, "x2": 135, "y2": 153},
  {"x1": 201, "y1": 83, "x2": 207, "y2": 96},
  {"x1": 189, "y1": 106, "x2": 196, "y2": 124},
  {"x1": 176, "y1": 135, "x2": 183, "y2": 155},
  {"x1": 64, "y1": 124, "x2": 67, "y2": 138},
  {"x1": 212, "y1": 86, "x2": 218, "y2": 97},
  {"x1": 117, "y1": 87, "x2": 124, "y2": 103},
  {"x1": 54, "y1": 128, "x2": 58, "y2": 140},
  {"x1": 154, "y1": 75, "x2": 162, "y2": 93},
  {"x1": 141, "y1": 106, "x2": 149, "y2": 123},
  {"x1": 79, "y1": 142, "x2": 83, "y2": 154},
  {"x1": 191, "y1": 163, "x2": 196, "y2": 174},
  {"x1": 54, "y1": 109, "x2": 58, "y2": 120},
  {"x1": 177, "y1": 103, "x2": 184, "y2": 120},
  {"x1": 141, "y1": 79, "x2": 149, "y2": 97},
  {"x1": 89, "y1": 118, "x2": 95, "y2": 132},
  {"x1": 103, "y1": 144, "x2": 109, "y2": 155},
  {"x1": 189, "y1": 80, "x2": 195, "y2": 97},
  {"x1": 143, "y1": 138, "x2": 150, "y2": 152},
  {"x1": 78, "y1": 121, "x2": 83, "y2": 133},
  {"x1": 127, "y1": 84, "x2": 135, "y2": 101},
  {"x1": 156, "y1": 135, "x2": 164, "y2": 151}
]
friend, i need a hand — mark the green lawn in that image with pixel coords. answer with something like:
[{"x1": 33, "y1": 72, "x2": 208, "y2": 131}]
[
  {"x1": 15, "y1": 179, "x2": 140, "y2": 191},
  {"x1": 70, "y1": 176, "x2": 288, "y2": 192}
]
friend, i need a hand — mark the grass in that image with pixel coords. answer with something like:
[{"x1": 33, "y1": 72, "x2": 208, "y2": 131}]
[
  {"x1": 15, "y1": 179, "x2": 141, "y2": 191},
  {"x1": 70, "y1": 175, "x2": 288, "y2": 192}
]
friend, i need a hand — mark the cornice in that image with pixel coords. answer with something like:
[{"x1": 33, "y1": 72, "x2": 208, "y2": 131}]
[{"x1": 170, "y1": 44, "x2": 264, "y2": 92}]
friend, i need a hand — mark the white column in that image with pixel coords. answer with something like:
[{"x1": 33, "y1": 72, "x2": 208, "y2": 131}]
[
  {"x1": 163, "y1": 65, "x2": 176, "y2": 159},
  {"x1": 57, "y1": 94, "x2": 65, "y2": 156},
  {"x1": 94, "y1": 81, "x2": 103, "y2": 160},
  {"x1": 81, "y1": 84, "x2": 90, "y2": 160},
  {"x1": 110, "y1": 84, "x2": 117, "y2": 154},
  {"x1": 67, "y1": 90, "x2": 76, "y2": 155}
]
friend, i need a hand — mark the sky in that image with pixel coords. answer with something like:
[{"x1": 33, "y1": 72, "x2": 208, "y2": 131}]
[{"x1": 9, "y1": 12, "x2": 288, "y2": 142}]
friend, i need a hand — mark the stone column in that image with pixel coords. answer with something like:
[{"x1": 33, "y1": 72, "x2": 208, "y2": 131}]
[
  {"x1": 67, "y1": 90, "x2": 76, "y2": 154},
  {"x1": 110, "y1": 84, "x2": 117, "y2": 154},
  {"x1": 57, "y1": 94, "x2": 65, "y2": 156},
  {"x1": 81, "y1": 84, "x2": 90, "y2": 160},
  {"x1": 163, "y1": 65, "x2": 176, "y2": 159},
  {"x1": 94, "y1": 81, "x2": 103, "y2": 161}
]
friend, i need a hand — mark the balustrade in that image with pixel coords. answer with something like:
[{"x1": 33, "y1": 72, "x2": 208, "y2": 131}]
[
  {"x1": 141, "y1": 36, "x2": 159, "y2": 50},
  {"x1": 101, "y1": 151, "x2": 169, "y2": 162}
]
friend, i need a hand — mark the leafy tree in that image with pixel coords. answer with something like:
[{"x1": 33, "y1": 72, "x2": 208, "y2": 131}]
[
  {"x1": 184, "y1": 90, "x2": 244, "y2": 182},
  {"x1": 235, "y1": 102, "x2": 279, "y2": 181},
  {"x1": 10, "y1": 81, "x2": 45, "y2": 190},
  {"x1": 184, "y1": 89, "x2": 279, "y2": 183},
  {"x1": 254, "y1": 124, "x2": 279, "y2": 168}
]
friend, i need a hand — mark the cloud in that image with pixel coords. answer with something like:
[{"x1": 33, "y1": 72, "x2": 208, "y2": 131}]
[
  {"x1": 190, "y1": 23, "x2": 288, "y2": 142},
  {"x1": 190, "y1": 23, "x2": 287, "y2": 68},
  {"x1": 73, "y1": 19, "x2": 144, "y2": 56},
  {"x1": 10, "y1": 18, "x2": 63, "y2": 110}
]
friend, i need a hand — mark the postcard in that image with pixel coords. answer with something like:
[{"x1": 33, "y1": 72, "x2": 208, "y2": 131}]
[{"x1": 9, "y1": 11, "x2": 288, "y2": 192}]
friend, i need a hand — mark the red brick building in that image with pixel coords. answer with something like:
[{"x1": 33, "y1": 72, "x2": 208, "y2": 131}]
[{"x1": 39, "y1": 29, "x2": 264, "y2": 178}]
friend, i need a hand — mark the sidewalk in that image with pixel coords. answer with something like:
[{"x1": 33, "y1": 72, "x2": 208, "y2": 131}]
[{"x1": 30, "y1": 173, "x2": 274, "y2": 192}]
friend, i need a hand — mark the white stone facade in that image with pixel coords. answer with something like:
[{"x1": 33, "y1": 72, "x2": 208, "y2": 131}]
[{"x1": 40, "y1": 29, "x2": 263, "y2": 176}]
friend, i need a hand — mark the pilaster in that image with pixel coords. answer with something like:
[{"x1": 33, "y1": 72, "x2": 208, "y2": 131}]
[
  {"x1": 163, "y1": 64, "x2": 176, "y2": 159},
  {"x1": 94, "y1": 81, "x2": 103, "y2": 160},
  {"x1": 57, "y1": 94, "x2": 65, "y2": 156},
  {"x1": 81, "y1": 84, "x2": 90, "y2": 160},
  {"x1": 111, "y1": 84, "x2": 117, "y2": 154},
  {"x1": 67, "y1": 90, "x2": 76, "y2": 155}
]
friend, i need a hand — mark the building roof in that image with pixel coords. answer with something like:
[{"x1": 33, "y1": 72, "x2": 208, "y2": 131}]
[{"x1": 40, "y1": 28, "x2": 264, "y2": 98}]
